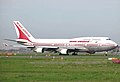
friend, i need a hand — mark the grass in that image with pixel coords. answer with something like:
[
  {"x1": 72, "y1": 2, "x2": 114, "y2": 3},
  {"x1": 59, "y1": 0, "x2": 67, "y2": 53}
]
[{"x1": 0, "y1": 54, "x2": 120, "y2": 82}]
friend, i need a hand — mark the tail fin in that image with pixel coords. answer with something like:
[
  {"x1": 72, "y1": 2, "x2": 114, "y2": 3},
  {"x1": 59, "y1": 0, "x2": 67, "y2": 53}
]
[{"x1": 13, "y1": 21, "x2": 35, "y2": 42}]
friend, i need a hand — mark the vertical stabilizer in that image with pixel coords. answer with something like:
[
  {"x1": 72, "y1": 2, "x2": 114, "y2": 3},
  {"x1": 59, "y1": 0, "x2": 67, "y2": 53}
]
[{"x1": 13, "y1": 21, "x2": 35, "y2": 42}]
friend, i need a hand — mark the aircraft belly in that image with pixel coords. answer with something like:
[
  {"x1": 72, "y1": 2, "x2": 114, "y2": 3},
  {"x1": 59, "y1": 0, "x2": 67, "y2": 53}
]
[
  {"x1": 86, "y1": 46, "x2": 100, "y2": 52},
  {"x1": 86, "y1": 46, "x2": 113, "y2": 52}
]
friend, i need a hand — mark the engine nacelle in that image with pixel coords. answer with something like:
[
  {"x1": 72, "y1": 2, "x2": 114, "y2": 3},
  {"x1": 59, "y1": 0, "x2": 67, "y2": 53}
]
[
  {"x1": 33, "y1": 48, "x2": 44, "y2": 53},
  {"x1": 60, "y1": 49, "x2": 68, "y2": 54}
]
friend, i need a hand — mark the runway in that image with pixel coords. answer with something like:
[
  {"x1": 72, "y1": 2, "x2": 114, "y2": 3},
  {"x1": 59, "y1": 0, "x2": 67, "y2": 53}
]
[{"x1": 0, "y1": 54, "x2": 119, "y2": 59}]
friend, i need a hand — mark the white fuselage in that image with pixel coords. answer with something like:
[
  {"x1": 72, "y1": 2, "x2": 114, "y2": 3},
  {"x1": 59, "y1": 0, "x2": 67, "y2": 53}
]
[{"x1": 25, "y1": 37, "x2": 117, "y2": 53}]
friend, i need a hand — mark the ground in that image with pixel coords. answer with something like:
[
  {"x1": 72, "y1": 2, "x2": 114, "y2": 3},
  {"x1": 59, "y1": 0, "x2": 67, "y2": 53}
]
[{"x1": 0, "y1": 53, "x2": 120, "y2": 82}]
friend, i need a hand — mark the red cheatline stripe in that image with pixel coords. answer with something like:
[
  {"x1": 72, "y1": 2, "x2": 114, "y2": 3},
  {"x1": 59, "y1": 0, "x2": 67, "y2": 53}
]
[
  {"x1": 69, "y1": 41, "x2": 77, "y2": 42},
  {"x1": 78, "y1": 41, "x2": 89, "y2": 42},
  {"x1": 69, "y1": 41, "x2": 89, "y2": 42}
]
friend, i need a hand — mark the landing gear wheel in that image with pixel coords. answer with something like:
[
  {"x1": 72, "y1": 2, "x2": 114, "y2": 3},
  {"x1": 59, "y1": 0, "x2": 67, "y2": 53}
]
[
  {"x1": 104, "y1": 54, "x2": 108, "y2": 56},
  {"x1": 72, "y1": 52, "x2": 78, "y2": 55},
  {"x1": 104, "y1": 52, "x2": 108, "y2": 56},
  {"x1": 59, "y1": 53, "x2": 69, "y2": 55}
]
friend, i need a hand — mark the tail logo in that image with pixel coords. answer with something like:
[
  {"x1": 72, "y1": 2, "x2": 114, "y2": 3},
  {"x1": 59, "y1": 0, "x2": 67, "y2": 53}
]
[
  {"x1": 13, "y1": 21, "x2": 35, "y2": 42},
  {"x1": 16, "y1": 22, "x2": 30, "y2": 37}
]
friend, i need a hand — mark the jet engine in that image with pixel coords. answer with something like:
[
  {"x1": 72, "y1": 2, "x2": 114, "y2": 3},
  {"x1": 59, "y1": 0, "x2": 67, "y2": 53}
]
[
  {"x1": 33, "y1": 48, "x2": 44, "y2": 53},
  {"x1": 59, "y1": 49, "x2": 68, "y2": 54}
]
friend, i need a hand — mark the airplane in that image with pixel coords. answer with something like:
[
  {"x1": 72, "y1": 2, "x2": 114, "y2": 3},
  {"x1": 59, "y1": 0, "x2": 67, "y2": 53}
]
[{"x1": 5, "y1": 21, "x2": 118, "y2": 55}]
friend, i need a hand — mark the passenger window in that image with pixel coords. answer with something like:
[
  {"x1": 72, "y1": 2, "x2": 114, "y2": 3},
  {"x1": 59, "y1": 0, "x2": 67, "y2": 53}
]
[{"x1": 95, "y1": 41, "x2": 98, "y2": 43}]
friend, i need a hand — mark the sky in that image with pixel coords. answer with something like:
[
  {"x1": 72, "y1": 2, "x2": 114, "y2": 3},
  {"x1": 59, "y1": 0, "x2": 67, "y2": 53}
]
[{"x1": 0, "y1": 0, "x2": 120, "y2": 49}]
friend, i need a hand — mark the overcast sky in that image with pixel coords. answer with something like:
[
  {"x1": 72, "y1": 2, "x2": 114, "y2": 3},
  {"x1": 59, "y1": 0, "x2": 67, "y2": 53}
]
[{"x1": 0, "y1": 0, "x2": 120, "y2": 49}]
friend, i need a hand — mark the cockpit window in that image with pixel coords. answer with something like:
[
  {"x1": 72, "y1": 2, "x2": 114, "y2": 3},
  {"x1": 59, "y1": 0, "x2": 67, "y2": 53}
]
[{"x1": 106, "y1": 38, "x2": 111, "y2": 40}]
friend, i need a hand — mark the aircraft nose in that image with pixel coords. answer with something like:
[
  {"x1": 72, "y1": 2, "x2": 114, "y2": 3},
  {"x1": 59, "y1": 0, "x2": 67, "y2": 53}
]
[
  {"x1": 114, "y1": 42, "x2": 118, "y2": 47},
  {"x1": 112, "y1": 42, "x2": 118, "y2": 48}
]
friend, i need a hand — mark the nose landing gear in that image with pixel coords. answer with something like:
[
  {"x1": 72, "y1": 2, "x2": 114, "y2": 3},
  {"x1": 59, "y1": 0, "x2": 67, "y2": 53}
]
[{"x1": 104, "y1": 52, "x2": 108, "y2": 56}]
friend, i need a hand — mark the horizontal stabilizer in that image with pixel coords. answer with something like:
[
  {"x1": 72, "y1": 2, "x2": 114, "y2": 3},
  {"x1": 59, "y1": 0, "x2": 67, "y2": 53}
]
[
  {"x1": 13, "y1": 45, "x2": 34, "y2": 48},
  {"x1": 4, "y1": 39, "x2": 17, "y2": 42}
]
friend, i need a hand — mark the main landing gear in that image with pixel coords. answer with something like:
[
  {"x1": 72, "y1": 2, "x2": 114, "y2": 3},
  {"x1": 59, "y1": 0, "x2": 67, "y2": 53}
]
[{"x1": 72, "y1": 52, "x2": 78, "y2": 55}]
